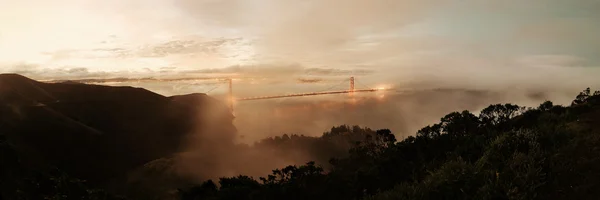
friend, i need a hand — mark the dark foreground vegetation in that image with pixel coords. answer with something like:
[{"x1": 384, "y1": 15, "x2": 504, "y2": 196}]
[
  {"x1": 179, "y1": 88, "x2": 600, "y2": 200},
  {"x1": 2, "y1": 73, "x2": 600, "y2": 200}
]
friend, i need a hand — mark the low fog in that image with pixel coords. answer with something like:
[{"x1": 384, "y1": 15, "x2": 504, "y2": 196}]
[
  {"x1": 38, "y1": 64, "x2": 599, "y2": 183},
  {"x1": 12, "y1": 64, "x2": 600, "y2": 185},
  {"x1": 124, "y1": 72, "x2": 597, "y2": 184}
]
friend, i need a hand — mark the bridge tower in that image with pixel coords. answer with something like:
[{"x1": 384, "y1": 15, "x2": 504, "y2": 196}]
[
  {"x1": 349, "y1": 77, "x2": 355, "y2": 96},
  {"x1": 228, "y1": 78, "x2": 233, "y2": 112}
]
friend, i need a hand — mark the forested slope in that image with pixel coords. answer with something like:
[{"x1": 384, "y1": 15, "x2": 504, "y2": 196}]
[
  {"x1": 180, "y1": 88, "x2": 600, "y2": 200},
  {"x1": 0, "y1": 74, "x2": 234, "y2": 199}
]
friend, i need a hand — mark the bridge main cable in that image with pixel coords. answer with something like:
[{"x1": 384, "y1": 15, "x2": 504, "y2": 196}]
[{"x1": 236, "y1": 88, "x2": 387, "y2": 101}]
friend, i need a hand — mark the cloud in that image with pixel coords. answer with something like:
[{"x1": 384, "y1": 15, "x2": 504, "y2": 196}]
[
  {"x1": 1, "y1": 64, "x2": 112, "y2": 80},
  {"x1": 170, "y1": 63, "x2": 376, "y2": 79},
  {"x1": 297, "y1": 78, "x2": 324, "y2": 84},
  {"x1": 517, "y1": 55, "x2": 588, "y2": 69},
  {"x1": 135, "y1": 38, "x2": 243, "y2": 58},
  {"x1": 182, "y1": 64, "x2": 303, "y2": 77},
  {"x1": 39, "y1": 37, "x2": 244, "y2": 61},
  {"x1": 3, "y1": 0, "x2": 600, "y2": 101},
  {"x1": 1, "y1": 63, "x2": 373, "y2": 93},
  {"x1": 172, "y1": 0, "x2": 447, "y2": 64},
  {"x1": 304, "y1": 68, "x2": 374, "y2": 76},
  {"x1": 40, "y1": 48, "x2": 129, "y2": 61},
  {"x1": 91, "y1": 48, "x2": 130, "y2": 58}
]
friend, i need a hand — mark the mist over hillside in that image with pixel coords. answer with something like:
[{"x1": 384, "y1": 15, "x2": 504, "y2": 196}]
[
  {"x1": 232, "y1": 86, "x2": 579, "y2": 143},
  {"x1": 0, "y1": 74, "x2": 234, "y2": 195},
  {"x1": 2, "y1": 74, "x2": 600, "y2": 200},
  {"x1": 41, "y1": 72, "x2": 589, "y2": 144}
]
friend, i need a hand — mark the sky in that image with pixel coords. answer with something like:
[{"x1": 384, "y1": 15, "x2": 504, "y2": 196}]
[
  {"x1": 1, "y1": 0, "x2": 599, "y2": 89},
  {"x1": 2, "y1": 0, "x2": 600, "y2": 140}
]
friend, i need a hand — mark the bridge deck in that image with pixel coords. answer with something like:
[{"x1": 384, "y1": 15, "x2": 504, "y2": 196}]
[{"x1": 236, "y1": 89, "x2": 385, "y2": 101}]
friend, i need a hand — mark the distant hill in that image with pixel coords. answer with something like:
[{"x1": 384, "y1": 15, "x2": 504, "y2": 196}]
[{"x1": 0, "y1": 74, "x2": 235, "y2": 188}]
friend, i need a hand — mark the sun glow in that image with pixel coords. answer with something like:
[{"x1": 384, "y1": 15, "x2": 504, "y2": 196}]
[{"x1": 375, "y1": 84, "x2": 390, "y2": 90}]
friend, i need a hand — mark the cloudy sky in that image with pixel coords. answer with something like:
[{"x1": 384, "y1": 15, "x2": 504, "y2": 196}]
[
  {"x1": 3, "y1": 0, "x2": 600, "y2": 141},
  {"x1": 1, "y1": 0, "x2": 600, "y2": 96}
]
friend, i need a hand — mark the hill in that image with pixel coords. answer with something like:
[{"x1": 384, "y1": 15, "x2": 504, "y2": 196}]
[{"x1": 0, "y1": 74, "x2": 234, "y2": 197}]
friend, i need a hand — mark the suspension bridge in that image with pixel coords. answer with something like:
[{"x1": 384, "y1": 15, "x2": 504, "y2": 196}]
[
  {"x1": 223, "y1": 77, "x2": 388, "y2": 112},
  {"x1": 48, "y1": 76, "x2": 390, "y2": 112}
]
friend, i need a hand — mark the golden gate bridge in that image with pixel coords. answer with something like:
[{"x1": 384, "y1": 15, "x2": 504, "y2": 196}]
[
  {"x1": 48, "y1": 76, "x2": 390, "y2": 112},
  {"x1": 223, "y1": 77, "x2": 388, "y2": 112}
]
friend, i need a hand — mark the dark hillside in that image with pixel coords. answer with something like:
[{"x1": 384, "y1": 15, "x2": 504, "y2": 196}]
[{"x1": 0, "y1": 74, "x2": 234, "y2": 191}]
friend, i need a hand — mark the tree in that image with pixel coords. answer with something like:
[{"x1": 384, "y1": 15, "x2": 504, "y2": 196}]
[
  {"x1": 180, "y1": 180, "x2": 218, "y2": 200},
  {"x1": 479, "y1": 104, "x2": 524, "y2": 126},
  {"x1": 375, "y1": 129, "x2": 396, "y2": 147},
  {"x1": 572, "y1": 87, "x2": 591, "y2": 105},
  {"x1": 440, "y1": 110, "x2": 480, "y2": 136},
  {"x1": 258, "y1": 162, "x2": 327, "y2": 200},
  {"x1": 538, "y1": 101, "x2": 554, "y2": 111},
  {"x1": 218, "y1": 176, "x2": 261, "y2": 200},
  {"x1": 417, "y1": 124, "x2": 442, "y2": 138}
]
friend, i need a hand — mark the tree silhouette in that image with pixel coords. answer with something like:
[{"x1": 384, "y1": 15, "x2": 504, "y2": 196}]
[
  {"x1": 572, "y1": 87, "x2": 592, "y2": 105},
  {"x1": 440, "y1": 110, "x2": 480, "y2": 136},
  {"x1": 479, "y1": 104, "x2": 524, "y2": 126},
  {"x1": 417, "y1": 124, "x2": 442, "y2": 138},
  {"x1": 538, "y1": 101, "x2": 553, "y2": 111}
]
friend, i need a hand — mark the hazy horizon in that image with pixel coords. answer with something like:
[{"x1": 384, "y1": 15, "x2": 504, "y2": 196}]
[{"x1": 2, "y1": 0, "x2": 600, "y2": 86}]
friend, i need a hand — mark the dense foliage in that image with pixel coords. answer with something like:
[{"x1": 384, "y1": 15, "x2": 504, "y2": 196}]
[
  {"x1": 1, "y1": 134, "x2": 127, "y2": 200},
  {"x1": 179, "y1": 88, "x2": 600, "y2": 200}
]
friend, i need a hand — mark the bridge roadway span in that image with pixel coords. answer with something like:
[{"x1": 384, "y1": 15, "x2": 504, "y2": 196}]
[{"x1": 236, "y1": 88, "x2": 387, "y2": 101}]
